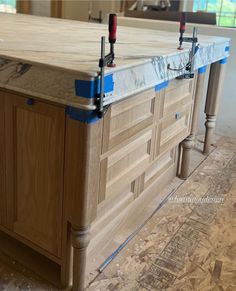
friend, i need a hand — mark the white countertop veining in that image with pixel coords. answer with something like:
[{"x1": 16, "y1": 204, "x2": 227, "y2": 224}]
[{"x1": 0, "y1": 13, "x2": 230, "y2": 108}]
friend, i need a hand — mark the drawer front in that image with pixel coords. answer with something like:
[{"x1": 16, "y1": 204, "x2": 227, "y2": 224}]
[
  {"x1": 162, "y1": 78, "x2": 195, "y2": 118},
  {"x1": 99, "y1": 128, "x2": 153, "y2": 201},
  {"x1": 103, "y1": 88, "x2": 155, "y2": 151},
  {"x1": 159, "y1": 103, "x2": 192, "y2": 154},
  {"x1": 144, "y1": 148, "x2": 176, "y2": 190}
]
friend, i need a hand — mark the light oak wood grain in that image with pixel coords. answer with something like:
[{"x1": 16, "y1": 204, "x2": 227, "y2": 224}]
[
  {"x1": 4, "y1": 92, "x2": 65, "y2": 257},
  {"x1": 0, "y1": 75, "x2": 197, "y2": 289}
]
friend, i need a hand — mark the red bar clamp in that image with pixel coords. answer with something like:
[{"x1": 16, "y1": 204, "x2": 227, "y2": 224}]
[{"x1": 97, "y1": 14, "x2": 117, "y2": 118}]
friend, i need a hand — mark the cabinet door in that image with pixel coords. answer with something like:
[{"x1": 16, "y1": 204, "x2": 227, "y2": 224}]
[
  {"x1": 0, "y1": 91, "x2": 7, "y2": 227},
  {"x1": 4, "y1": 92, "x2": 65, "y2": 257}
]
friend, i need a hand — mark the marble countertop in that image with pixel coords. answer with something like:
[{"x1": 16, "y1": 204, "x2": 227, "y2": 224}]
[{"x1": 0, "y1": 13, "x2": 230, "y2": 109}]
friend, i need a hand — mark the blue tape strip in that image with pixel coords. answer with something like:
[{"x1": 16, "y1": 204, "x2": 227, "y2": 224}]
[
  {"x1": 219, "y1": 58, "x2": 227, "y2": 65},
  {"x1": 66, "y1": 106, "x2": 99, "y2": 124},
  {"x1": 155, "y1": 81, "x2": 169, "y2": 92},
  {"x1": 198, "y1": 66, "x2": 207, "y2": 74},
  {"x1": 225, "y1": 46, "x2": 230, "y2": 52},
  {"x1": 75, "y1": 74, "x2": 114, "y2": 98}
]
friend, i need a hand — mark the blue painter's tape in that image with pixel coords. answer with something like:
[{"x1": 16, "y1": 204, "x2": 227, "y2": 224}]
[
  {"x1": 97, "y1": 74, "x2": 114, "y2": 95},
  {"x1": 198, "y1": 66, "x2": 207, "y2": 74},
  {"x1": 26, "y1": 98, "x2": 34, "y2": 106},
  {"x1": 66, "y1": 106, "x2": 99, "y2": 124},
  {"x1": 219, "y1": 58, "x2": 227, "y2": 65},
  {"x1": 75, "y1": 74, "x2": 114, "y2": 98},
  {"x1": 155, "y1": 80, "x2": 169, "y2": 92},
  {"x1": 195, "y1": 46, "x2": 200, "y2": 54},
  {"x1": 225, "y1": 46, "x2": 230, "y2": 52},
  {"x1": 75, "y1": 79, "x2": 97, "y2": 99}
]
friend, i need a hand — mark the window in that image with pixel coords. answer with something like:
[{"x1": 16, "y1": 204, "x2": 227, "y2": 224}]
[
  {"x1": 0, "y1": 0, "x2": 16, "y2": 13},
  {"x1": 194, "y1": 0, "x2": 236, "y2": 27}
]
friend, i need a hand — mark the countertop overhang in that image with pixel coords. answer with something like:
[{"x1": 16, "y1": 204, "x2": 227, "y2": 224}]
[{"x1": 0, "y1": 13, "x2": 230, "y2": 109}]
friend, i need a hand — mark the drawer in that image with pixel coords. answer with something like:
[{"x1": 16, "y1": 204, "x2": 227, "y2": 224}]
[
  {"x1": 144, "y1": 148, "x2": 176, "y2": 190},
  {"x1": 162, "y1": 78, "x2": 195, "y2": 118},
  {"x1": 103, "y1": 88, "x2": 156, "y2": 151},
  {"x1": 99, "y1": 128, "x2": 153, "y2": 201},
  {"x1": 159, "y1": 103, "x2": 192, "y2": 154}
]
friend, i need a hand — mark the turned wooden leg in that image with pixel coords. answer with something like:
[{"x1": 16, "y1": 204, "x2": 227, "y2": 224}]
[
  {"x1": 204, "y1": 59, "x2": 227, "y2": 155},
  {"x1": 203, "y1": 114, "x2": 216, "y2": 155},
  {"x1": 179, "y1": 135, "x2": 194, "y2": 179},
  {"x1": 179, "y1": 67, "x2": 206, "y2": 179},
  {"x1": 71, "y1": 226, "x2": 90, "y2": 291}
]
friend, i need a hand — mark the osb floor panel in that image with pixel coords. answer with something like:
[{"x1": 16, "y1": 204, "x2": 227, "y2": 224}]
[{"x1": 0, "y1": 136, "x2": 236, "y2": 291}]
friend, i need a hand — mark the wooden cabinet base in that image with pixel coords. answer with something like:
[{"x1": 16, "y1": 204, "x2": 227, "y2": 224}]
[
  {"x1": 0, "y1": 76, "x2": 197, "y2": 289},
  {"x1": 0, "y1": 146, "x2": 178, "y2": 289},
  {"x1": 87, "y1": 147, "x2": 179, "y2": 281}
]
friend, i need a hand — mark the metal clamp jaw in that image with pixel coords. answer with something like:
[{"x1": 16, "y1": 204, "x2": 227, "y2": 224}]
[{"x1": 97, "y1": 14, "x2": 117, "y2": 118}]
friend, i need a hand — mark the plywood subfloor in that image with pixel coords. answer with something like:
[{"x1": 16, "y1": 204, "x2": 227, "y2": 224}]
[{"x1": 0, "y1": 135, "x2": 236, "y2": 291}]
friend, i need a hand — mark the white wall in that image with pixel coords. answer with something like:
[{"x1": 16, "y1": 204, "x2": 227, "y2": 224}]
[
  {"x1": 30, "y1": 0, "x2": 51, "y2": 17},
  {"x1": 179, "y1": 0, "x2": 194, "y2": 12},
  {"x1": 118, "y1": 17, "x2": 236, "y2": 138},
  {"x1": 29, "y1": 0, "x2": 121, "y2": 20},
  {"x1": 62, "y1": 0, "x2": 121, "y2": 22}
]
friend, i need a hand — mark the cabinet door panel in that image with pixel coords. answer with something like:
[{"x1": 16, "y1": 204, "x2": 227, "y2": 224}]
[
  {"x1": 5, "y1": 93, "x2": 65, "y2": 257},
  {"x1": 159, "y1": 104, "x2": 192, "y2": 155}
]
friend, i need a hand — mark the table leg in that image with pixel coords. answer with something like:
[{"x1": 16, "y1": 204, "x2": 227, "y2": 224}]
[
  {"x1": 203, "y1": 59, "x2": 227, "y2": 155},
  {"x1": 180, "y1": 135, "x2": 193, "y2": 179},
  {"x1": 71, "y1": 226, "x2": 90, "y2": 291},
  {"x1": 180, "y1": 67, "x2": 206, "y2": 179},
  {"x1": 64, "y1": 116, "x2": 103, "y2": 291}
]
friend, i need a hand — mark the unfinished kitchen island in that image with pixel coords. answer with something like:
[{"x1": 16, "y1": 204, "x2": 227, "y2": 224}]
[{"x1": 0, "y1": 13, "x2": 230, "y2": 290}]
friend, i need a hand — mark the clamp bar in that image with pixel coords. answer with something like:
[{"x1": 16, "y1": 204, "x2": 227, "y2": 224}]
[
  {"x1": 99, "y1": 36, "x2": 106, "y2": 116},
  {"x1": 97, "y1": 14, "x2": 117, "y2": 118},
  {"x1": 177, "y1": 12, "x2": 199, "y2": 79}
]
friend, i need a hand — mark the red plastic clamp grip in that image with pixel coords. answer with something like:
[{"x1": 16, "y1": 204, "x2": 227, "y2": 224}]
[
  {"x1": 180, "y1": 12, "x2": 186, "y2": 33},
  {"x1": 109, "y1": 14, "x2": 117, "y2": 44}
]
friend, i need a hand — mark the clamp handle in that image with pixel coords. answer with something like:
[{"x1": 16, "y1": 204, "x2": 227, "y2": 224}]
[
  {"x1": 179, "y1": 12, "x2": 186, "y2": 34},
  {"x1": 109, "y1": 14, "x2": 117, "y2": 44}
]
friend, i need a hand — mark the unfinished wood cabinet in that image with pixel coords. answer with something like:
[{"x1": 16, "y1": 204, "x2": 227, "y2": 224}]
[
  {"x1": 154, "y1": 78, "x2": 196, "y2": 157},
  {"x1": 95, "y1": 78, "x2": 196, "y2": 245},
  {"x1": 0, "y1": 76, "x2": 196, "y2": 290},
  {"x1": 2, "y1": 91, "x2": 65, "y2": 258}
]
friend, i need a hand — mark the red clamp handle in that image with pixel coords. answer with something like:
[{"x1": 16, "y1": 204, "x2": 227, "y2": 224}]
[
  {"x1": 180, "y1": 12, "x2": 186, "y2": 34},
  {"x1": 108, "y1": 14, "x2": 117, "y2": 44}
]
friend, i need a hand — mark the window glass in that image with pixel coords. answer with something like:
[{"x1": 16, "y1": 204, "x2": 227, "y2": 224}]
[
  {"x1": 0, "y1": 0, "x2": 16, "y2": 13},
  {"x1": 194, "y1": 0, "x2": 236, "y2": 27}
]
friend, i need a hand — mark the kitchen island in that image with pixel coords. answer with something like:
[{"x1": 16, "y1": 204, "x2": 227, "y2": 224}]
[{"x1": 0, "y1": 13, "x2": 230, "y2": 290}]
